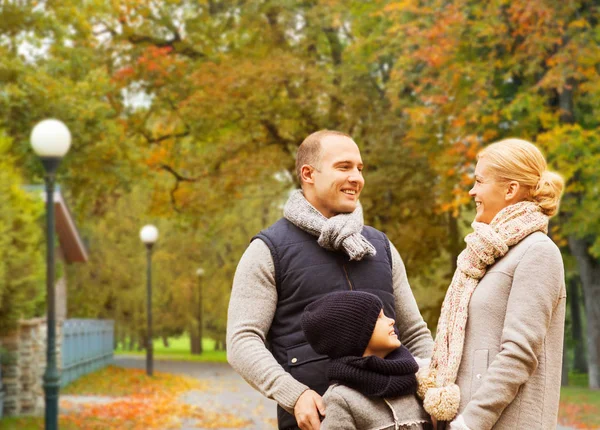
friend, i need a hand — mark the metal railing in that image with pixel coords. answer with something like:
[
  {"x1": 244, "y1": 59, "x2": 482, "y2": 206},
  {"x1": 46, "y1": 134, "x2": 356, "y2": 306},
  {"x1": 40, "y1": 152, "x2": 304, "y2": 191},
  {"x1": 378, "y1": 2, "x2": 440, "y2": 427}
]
[{"x1": 61, "y1": 319, "x2": 114, "y2": 387}]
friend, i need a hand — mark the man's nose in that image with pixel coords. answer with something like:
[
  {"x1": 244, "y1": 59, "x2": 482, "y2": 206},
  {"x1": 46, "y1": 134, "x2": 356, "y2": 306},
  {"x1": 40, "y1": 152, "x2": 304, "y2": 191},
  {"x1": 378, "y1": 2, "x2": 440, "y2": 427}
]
[{"x1": 348, "y1": 168, "x2": 364, "y2": 184}]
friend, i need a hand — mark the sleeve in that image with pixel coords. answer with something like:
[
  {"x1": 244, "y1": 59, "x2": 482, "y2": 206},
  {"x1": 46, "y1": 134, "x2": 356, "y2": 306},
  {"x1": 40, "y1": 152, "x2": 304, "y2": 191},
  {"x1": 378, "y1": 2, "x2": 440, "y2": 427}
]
[
  {"x1": 320, "y1": 390, "x2": 357, "y2": 430},
  {"x1": 226, "y1": 239, "x2": 309, "y2": 414},
  {"x1": 461, "y1": 240, "x2": 565, "y2": 429},
  {"x1": 389, "y1": 240, "x2": 434, "y2": 359}
]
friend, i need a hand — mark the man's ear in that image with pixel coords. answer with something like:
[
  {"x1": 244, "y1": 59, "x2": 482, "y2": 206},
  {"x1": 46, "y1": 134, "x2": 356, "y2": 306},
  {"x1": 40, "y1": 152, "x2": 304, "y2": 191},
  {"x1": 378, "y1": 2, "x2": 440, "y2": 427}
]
[
  {"x1": 300, "y1": 164, "x2": 315, "y2": 185},
  {"x1": 505, "y1": 180, "x2": 520, "y2": 201}
]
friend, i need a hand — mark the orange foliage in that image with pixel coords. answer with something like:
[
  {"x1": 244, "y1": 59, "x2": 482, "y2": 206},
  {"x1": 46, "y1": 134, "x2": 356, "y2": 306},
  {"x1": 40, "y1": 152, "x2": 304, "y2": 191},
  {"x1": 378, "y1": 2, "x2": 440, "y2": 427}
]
[{"x1": 60, "y1": 366, "x2": 251, "y2": 429}]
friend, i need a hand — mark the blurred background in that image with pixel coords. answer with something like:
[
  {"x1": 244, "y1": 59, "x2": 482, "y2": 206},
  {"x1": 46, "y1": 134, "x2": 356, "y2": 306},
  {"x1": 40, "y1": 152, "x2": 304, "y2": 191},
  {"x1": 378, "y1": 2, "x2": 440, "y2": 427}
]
[{"x1": 0, "y1": 0, "x2": 599, "y2": 427}]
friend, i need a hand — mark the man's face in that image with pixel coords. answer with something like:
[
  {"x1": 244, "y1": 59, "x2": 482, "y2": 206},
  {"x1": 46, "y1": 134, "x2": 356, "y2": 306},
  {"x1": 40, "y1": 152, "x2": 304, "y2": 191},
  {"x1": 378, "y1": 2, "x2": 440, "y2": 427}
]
[{"x1": 306, "y1": 135, "x2": 364, "y2": 218}]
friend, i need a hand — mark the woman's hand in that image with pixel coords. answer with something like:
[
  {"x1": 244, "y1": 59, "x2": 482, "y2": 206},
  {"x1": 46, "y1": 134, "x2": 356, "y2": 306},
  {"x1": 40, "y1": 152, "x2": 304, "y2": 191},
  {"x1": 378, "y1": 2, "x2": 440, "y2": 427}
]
[{"x1": 449, "y1": 414, "x2": 471, "y2": 430}]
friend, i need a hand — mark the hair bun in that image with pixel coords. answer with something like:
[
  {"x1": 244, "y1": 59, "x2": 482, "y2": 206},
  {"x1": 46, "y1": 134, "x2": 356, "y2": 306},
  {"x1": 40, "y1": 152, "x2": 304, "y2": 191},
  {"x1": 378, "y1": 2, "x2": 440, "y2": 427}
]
[{"x1": 532, "y1": 171, "x2": 564, "y2": 217}]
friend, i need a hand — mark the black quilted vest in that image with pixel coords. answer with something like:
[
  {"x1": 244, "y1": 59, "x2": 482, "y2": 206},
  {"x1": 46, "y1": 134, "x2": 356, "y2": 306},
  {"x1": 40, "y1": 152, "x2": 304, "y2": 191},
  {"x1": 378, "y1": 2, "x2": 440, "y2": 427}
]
[{"x1": 253, "y1": 218, "x2": 395, "y2": 429}]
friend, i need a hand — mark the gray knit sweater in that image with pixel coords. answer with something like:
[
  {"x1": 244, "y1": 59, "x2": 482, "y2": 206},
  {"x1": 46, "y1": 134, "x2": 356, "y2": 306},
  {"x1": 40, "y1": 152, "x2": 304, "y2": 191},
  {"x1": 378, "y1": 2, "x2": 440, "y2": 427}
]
[{"x1": 226, "y1": 238, "x2": 434, "y2": 414}]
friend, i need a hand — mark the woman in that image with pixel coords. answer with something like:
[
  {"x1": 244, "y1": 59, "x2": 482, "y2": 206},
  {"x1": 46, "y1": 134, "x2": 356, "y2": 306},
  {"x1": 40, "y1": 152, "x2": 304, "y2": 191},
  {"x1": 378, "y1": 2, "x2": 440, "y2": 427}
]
[{"x1": 418, "y1": 138, "x2": 566, "y2": 429}]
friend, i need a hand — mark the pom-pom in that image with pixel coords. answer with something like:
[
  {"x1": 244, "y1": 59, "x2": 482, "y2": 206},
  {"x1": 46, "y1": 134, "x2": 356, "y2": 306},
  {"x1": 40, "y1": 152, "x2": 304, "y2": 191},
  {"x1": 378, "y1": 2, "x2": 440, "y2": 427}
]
[
  {"x1": 423, "y1": 384, "x2": 460, "y2": 421},
  {"x1": 416, "y1": 367, "x2": 437, "y2": 400}
]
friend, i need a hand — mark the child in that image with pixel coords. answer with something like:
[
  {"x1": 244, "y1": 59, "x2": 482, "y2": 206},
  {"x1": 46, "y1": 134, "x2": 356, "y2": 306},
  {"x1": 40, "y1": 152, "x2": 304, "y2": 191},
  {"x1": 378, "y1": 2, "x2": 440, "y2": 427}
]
[{"x1": 301, "y1": 290, "x2": 432, "y2": 430}]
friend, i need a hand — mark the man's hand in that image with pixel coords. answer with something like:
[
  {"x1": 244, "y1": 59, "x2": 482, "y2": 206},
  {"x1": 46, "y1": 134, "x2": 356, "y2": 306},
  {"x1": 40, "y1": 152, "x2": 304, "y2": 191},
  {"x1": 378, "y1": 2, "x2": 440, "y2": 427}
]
[{"x1": 294, "y1": 390, "x2": 326, "y2": 430}]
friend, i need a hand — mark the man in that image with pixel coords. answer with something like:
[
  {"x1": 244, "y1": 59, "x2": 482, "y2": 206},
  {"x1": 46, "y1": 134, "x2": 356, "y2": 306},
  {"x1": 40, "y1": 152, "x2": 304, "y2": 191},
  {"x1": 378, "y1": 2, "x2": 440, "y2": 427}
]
[{"x1": 227, "y1": 130, "x2": 433, "y2": 430}]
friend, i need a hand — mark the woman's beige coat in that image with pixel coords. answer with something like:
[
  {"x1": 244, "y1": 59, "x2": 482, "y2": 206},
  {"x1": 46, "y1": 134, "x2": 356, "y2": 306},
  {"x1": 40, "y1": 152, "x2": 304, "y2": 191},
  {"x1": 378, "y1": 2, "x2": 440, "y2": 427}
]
[{"x1": 456, "y1": 231, "x2": 566, "y2": 429}]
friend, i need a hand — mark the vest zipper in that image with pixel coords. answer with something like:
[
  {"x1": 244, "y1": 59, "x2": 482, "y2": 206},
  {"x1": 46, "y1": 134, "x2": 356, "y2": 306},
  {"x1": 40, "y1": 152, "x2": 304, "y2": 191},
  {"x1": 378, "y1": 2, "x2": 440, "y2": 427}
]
[{"x1": 342, "y1": 265, "x2": 354, "y2": 290}]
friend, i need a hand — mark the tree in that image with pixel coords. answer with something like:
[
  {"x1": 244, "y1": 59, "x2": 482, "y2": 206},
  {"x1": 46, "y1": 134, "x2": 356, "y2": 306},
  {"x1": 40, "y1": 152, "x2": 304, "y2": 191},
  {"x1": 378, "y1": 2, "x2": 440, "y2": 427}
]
[
  {"x1": 0, "y1": 131, "x2": 45, "y2": 333},
  {"x1": 539, "y1": 126, "x2": 600, "y2": 389},
  {"x1": 382, "y1": 0, "x2": 600, "y2": 387}
]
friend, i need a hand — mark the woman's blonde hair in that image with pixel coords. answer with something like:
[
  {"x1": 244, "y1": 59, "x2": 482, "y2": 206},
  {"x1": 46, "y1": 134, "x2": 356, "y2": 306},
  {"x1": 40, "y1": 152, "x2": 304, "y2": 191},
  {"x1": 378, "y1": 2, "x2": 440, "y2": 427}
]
[{"x1": 478, "y1": 138, "x2": 564, "y2": 217}]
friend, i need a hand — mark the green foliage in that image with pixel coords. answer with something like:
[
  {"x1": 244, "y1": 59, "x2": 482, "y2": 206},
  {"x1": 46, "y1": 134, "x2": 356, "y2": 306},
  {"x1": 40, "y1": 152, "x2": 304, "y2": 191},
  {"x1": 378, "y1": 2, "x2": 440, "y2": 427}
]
[
  {"x1": 538, "y1": 125, "x2": 600, "y2": 254},
  {"x1": 1, "y1": 0, "x2": 599, "y2": 344},
  {"x1": 0, "y1": 132, "x2": 44, "y2": 333},
  {"x1": 0, "y1": 346, "x2": 16, "y2": 365}
]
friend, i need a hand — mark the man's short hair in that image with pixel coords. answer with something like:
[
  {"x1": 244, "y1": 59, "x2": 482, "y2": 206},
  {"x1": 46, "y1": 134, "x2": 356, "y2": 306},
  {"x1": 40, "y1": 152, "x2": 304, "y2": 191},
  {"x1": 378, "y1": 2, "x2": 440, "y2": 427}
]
[{"x1": 296, "y1": 130, "x2": 352, "y2": 185}]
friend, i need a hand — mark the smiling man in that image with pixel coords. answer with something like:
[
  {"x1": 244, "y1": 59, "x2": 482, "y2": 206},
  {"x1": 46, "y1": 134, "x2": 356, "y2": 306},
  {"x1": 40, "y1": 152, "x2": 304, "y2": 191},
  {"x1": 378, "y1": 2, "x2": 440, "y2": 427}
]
[{"x1": 226, "y1": 130, "x2": 433, "y2": 430}]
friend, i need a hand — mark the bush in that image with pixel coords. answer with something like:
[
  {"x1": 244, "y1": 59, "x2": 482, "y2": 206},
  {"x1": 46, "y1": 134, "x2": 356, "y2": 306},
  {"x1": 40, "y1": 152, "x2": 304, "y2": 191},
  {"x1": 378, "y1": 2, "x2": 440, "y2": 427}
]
[{"x1": 0, "y1": 132, "x2": 45, "y2": 333}]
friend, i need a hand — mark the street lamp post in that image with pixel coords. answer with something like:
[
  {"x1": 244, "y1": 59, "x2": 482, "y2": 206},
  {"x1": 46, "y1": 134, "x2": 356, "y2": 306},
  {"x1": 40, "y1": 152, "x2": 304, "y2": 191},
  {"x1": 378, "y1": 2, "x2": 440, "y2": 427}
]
[
  {"x1": 140, "y1": 225, "x2": 158, "y2": 376},
  {"x1": 31, "y1": 119, "x2": 72, "y2": 430},
  {"x1": 195, "y1": 268, "x2": 205, "y2": 355}
]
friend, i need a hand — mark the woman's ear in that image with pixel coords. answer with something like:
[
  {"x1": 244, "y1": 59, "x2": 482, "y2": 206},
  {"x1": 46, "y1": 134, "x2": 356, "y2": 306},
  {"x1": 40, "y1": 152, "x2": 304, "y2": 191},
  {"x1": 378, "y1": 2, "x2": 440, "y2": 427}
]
[
  {"x1": 300, "y1": 164, "x2": 315, "y2": 185},
  {"x1": 505, "y1": 181, "x2": 521, "y2": 202}
]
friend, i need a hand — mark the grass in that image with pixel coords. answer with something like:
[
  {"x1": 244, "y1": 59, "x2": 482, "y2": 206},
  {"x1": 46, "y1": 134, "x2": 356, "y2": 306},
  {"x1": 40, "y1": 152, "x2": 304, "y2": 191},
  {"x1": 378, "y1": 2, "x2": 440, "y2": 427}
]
[
  {"x1": 559, "y1": 372, "x2": 600, "y2": 429},
  {"x1": 0, "y1": 417, "x2": 46, "y2": 430},
  {"x1": 114, "y1": 335, "x2": 227, "y2": 363}
]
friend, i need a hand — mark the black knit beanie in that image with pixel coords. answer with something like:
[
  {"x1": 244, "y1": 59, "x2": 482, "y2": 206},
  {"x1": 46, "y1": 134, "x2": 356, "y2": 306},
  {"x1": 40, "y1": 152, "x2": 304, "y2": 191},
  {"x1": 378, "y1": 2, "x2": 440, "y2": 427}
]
[{"x1": 301, "y1": 291, "x2": 383, "y2": 358}]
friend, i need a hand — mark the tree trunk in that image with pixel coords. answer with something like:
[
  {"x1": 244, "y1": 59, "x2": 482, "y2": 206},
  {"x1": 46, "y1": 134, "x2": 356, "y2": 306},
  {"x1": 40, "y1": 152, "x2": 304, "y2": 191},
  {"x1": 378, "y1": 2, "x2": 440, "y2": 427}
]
[
  {"x1": 162, "y1": 335, "x2": 170, "y2": 348},
  {"x1": 562, "y1": 331, "x2": 569, "y2": 386},
  {"x1": 569, "y1": 277, "x2": 588, "y2": 373},
  {"x1": 214, "y1": 339, "x2": 227, "y2": 351},
  {"x1": 568, "y1": 235, "x2": 600, "y2": 389},
  {"x1": 128, "y1": 335, "x2": 135, "y2": 351},
  {"x1": 138, "y1": 332, "x2": 146, "y2": 351},
  {"x1": 114, "y1": 325, "x2": 120, "y2": 350},
  {"x1": 190, "y1": 278, "x2": 204, "y2": 355},
  {"x1": 190, "y1": 329, "x2": 202, "y2": 355}
]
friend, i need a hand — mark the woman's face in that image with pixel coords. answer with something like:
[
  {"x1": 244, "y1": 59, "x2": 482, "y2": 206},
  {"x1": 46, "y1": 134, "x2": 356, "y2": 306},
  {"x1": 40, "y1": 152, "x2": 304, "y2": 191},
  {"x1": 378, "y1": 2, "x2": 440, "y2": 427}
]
[{"x1": 469, "y1": 158, "x2": 511, "y2": 224}]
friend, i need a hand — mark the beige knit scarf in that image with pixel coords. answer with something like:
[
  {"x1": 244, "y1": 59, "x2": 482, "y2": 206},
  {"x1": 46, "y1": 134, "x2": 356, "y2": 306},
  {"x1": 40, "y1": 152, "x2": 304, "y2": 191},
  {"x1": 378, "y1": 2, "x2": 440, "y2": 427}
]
[
  {"x1": 417, "y1": 201, "x2": 549, "y2": 421},
  {"x1": 283, "y1": 190, "x2": 376, "y2": 261}
]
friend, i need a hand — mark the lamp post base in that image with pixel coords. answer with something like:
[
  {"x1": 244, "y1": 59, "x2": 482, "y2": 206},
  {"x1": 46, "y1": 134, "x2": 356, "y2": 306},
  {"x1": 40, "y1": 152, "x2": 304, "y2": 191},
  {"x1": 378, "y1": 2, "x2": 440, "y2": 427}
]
[{"x1": 43, "y1": 371, "x2": 61, "y2": 430}]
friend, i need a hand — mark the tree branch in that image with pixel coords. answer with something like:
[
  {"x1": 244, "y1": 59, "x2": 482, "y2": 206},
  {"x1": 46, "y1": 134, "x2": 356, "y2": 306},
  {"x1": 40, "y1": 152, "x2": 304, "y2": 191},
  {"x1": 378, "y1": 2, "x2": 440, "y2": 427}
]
[
  {"x1": 140, "y1": 128, "x2": 190, "y2": 145},
  {"x1": 159, "y1": 164, "x2": 200, "y2": 182},
  {"x1": 120, "y1": 28, "x2": 205, "y2": 59}
]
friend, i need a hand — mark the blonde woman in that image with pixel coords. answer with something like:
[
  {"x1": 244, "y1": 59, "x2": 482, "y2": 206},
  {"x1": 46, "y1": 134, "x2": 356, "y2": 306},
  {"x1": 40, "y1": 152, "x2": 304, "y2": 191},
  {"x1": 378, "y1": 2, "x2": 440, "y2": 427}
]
[{"x1": 418, "y1": 139, "x2": 566, "y2": 429}]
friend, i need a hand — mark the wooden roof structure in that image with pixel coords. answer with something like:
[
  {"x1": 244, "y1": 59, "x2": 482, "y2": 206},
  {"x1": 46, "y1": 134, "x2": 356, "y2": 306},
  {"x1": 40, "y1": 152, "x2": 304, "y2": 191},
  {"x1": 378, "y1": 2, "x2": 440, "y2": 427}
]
[{"x1": 27, "y1": 185, "x2": 88, "y2": 263}]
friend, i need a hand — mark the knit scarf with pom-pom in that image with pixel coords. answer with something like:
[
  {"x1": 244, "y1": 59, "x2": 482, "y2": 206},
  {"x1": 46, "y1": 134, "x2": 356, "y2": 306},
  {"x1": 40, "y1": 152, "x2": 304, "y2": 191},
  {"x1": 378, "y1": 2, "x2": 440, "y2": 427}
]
[{"x1": 417, "y1": 201, "x2": 548, "y2": 421}]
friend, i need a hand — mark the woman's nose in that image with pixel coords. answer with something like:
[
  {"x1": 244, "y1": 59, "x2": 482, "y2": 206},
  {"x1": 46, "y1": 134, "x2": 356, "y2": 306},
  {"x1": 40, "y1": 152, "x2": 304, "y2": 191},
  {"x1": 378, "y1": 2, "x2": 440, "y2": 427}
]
[{"x1": 468, "y1": 186, "x2": 476, "y2": 196}]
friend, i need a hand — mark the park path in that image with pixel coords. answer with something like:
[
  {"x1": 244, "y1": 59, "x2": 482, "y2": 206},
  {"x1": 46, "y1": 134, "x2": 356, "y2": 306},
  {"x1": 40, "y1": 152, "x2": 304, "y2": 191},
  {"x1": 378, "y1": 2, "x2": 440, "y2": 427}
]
[
  {"x1": 113, "y1": 356, "x2": 581, "y2": 430},
  {"x1": 114, "y1": 356, "x2": 278, "y2": 429}
]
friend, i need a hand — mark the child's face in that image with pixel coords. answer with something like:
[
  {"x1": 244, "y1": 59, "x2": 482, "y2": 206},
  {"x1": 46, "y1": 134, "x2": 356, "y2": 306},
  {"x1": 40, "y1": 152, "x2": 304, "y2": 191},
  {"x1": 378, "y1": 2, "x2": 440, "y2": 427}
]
[{"x1": 363, "y1": 309, "x2": 401, "y2": 358}]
